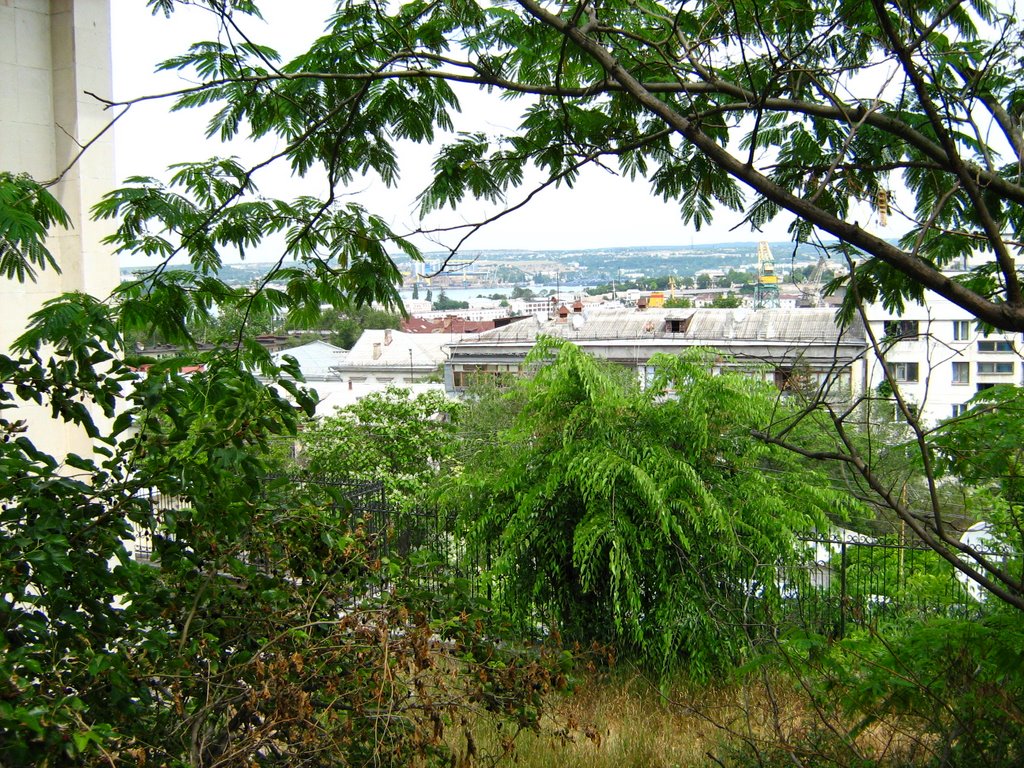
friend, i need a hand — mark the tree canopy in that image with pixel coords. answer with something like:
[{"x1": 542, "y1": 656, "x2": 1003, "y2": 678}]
[
  {"x1": 99, "y1": 0, "x2": 1024, "y2": 335},
  {"x1": 444, "y1": 340, "x2": 851, "y2": 676},
  {"x1": 298, "y1": 385, "x2": 462, "y2": 511}
]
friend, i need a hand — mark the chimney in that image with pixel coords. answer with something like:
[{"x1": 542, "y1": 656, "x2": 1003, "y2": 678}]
[
  {"x1": 372, "y1": 342, "x2": 382, "y2": 360},
  {"x1": 384, "y1": 329, "x2": 393, "y2": 345}
]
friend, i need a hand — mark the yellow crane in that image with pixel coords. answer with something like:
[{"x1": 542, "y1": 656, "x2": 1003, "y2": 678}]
[{"x1": 755, "y1": 241, "x2": 780, "y2": 309}]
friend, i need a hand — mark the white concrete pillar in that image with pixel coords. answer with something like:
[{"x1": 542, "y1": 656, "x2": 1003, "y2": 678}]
[{"x1": 0, "y1": 0, "x2": 118, "y2": 458}]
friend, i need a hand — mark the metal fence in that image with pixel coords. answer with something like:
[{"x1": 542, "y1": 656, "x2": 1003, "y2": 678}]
[
  {"x1": 374, "y1": 510, "x2": 996, "y2": 639},
  {"x1": 134, "y1": 480, "x2": 996, "y2": 639},
  {"x1": 777, "y1": 533, "x2": 990, "y2": 637},
  {"x1": 131, "y1": 476, "x2": 389, "y2": 567}
]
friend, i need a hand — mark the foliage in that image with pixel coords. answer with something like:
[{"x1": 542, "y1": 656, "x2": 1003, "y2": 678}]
[
  {"x1": 433, "y1": 289, "x2": 470, "y2": 311},
  {"x1": 197, "y1": 293, "x2": 280, "y2": 341},
  {"x1": 933, "y1": 384, "x2": 1024, "y2": 506},
  {"x1": 825, "y1": 536, "x2": 974, "y2": 624},
  {"x1": 0, "y1": 172, "x2": 69, "y2": 282},
  {"x1": 0, "y1": 160, "x2": 555, "y2": 768},
  {"x1": 444, "y1": 339, "x2": 852, "y2": 677},
  {"x1": 90, "y1": 0, "x2": 1024, "y2": 611},
  {"x1": 9, "y1": 0, "x2": 1024, "y2": 754},
  {"x1": 710, "y1": 292, "x2": 743, "y2": 308},
  {"x1": 497, "y1": 265, "x2": 528, "y2": 283},
  {"x1": 319, "y1": 304, "x2": 403, "y2": 348},
  {"x1": 769, "y1": 613, "x2": 1024, "y2": 767},
  {"x1": 661, "y1": 296, "x2": 693, "y2": 309},
  {"x1": 99, "y1": 159, "x2": 415, "y2": 349},
  {"x1": 761, "y1": 357, "x2": 1024, "y2": 608},
  {"x1": 123, "y1": 0, "x2": 1024, "y2": 332},
  {"x1": 297, "y1": 386, "x2": 462, "y2": 513},
  {"x1": 0, "y1": 286, "x2": 564, "y2": 768}
]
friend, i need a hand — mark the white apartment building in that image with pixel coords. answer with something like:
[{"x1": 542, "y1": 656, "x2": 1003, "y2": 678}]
[{"x1": 863, "y1": 293, "x2": 1021, "y2": 424}]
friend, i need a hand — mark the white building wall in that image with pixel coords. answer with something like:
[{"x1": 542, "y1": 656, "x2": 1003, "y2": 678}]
[
  {"x1": 0, "y1": 0, "x2": 118, "y2": 458},
  {"x1": 864, "y1": 292, "x2": 1022, "y2": 424}
]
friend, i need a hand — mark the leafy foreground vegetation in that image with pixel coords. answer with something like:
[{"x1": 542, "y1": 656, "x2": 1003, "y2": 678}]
[
  {"x1": 8, "y1": 0, "x2": 1024, "y2": 759},
  {"x1": 439, "y1": 341, "x2": 847, "y2": 678},
  {"x1": 6, "y1": 291, "x2": 1021, "y2": 764},
  {"x1": 286, "y1": 352, "x2": 1024, "y2": 767}
]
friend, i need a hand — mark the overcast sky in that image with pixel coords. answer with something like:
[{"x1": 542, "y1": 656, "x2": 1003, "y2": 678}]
[{"x1": 109, "y1": 2, "x2": 862, "y2": 260}]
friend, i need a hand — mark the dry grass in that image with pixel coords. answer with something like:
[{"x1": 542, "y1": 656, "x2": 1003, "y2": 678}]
[{"x1": 449, "y1": 667, "x2": 930, "y2": 768}]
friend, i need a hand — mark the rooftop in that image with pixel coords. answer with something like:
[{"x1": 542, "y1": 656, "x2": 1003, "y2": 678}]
[{"x1": 459, "y1": 307, "x2": 863, "y2": 346}]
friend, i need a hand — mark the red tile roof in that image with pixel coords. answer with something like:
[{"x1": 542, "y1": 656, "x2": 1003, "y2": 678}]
[{"x1": 401, "y1": 316, "x2": 496, "y2": 334}]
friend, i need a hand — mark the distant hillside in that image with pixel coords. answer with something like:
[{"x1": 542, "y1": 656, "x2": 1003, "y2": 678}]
[{"x1": 120, "y1": 241, "x2": 836, "y2": 287}]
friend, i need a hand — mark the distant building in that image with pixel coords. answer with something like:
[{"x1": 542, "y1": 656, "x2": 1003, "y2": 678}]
[
  {"x1": 863, "y1": 293, "x2": 1023, "y2": 424},
  {"x1": 331, "y1": 328, "x2": 449, "y2": 387},
  {"x1": 412, "y1": 306, "x2": 513, "y2": 323},
  {"x1": 403, "y1": 298, "x2": 433, "y2": 314},
  {"x1": 402, "y1": 316, "x2": 498, "y2": 335},
  {"x1": 271, "y1": 339, "x2": 347, "y2": 381},
  {"x1": 444, "y1": 307, "x2": 868, "y2": 398},
  {"x1": 270, "y1": 339, "x2": 446, "y2": 415}
]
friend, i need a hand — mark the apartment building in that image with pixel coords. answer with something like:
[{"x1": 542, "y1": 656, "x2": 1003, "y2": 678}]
[{"x1": 863, "y1": 293, "x2": 1022, "y2": 423}]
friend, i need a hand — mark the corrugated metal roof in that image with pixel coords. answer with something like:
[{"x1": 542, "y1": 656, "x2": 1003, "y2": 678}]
[{"x1": 462, "y1": 307, "x2": 864, "y2": 345}]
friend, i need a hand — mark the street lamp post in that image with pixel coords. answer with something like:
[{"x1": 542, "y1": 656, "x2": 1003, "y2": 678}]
[{"x1": 409, "y1": 349, "x2": 414, "y2": 383}]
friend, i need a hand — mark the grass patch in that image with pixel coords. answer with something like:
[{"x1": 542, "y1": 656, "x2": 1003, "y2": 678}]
[{"x1": 450, "y1": 666, "x2": 932, "y2": 767}]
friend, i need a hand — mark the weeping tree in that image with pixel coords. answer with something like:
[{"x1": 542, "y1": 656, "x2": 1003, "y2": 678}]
[{"x1": 446, "y1": 340, "x2": 857, "y2": 677}]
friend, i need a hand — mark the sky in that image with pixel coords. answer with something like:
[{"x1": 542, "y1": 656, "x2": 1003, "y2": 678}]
[{"x1": 108, "y1": 1, "x2": 870, "y2": 262}]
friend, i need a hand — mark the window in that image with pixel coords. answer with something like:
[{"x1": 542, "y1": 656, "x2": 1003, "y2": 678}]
[
  {"x1": 883, "y1": 319, "x2": 919, "y2": 339},
  {"x1": 451, "y1": 363, "x2": 520, "y2": 389},
  {"x1": 977, "y1": 339, "x2": 1014, "y2": 353},
  {"x1": 952, "y1": 403, "x2": 968, "y2": 418},
  {"x1": 774, "y1": 368, "x2": 796, "y2": 391},
  {"x1": 977, "y1": 361, "x2": 1015, "y2": 375},
  {"x1": 888, "y1": 362, "x2": 920, "y2": 382},
  {"x1": 952, "y1": 361, "x2": 970, "y2": 384},
  {"x1": 665, "y1": 317, "x2": 692, "y2": 334},
  {"x1": 952, "y1": 320, "x2": 970, "y2": 341}
]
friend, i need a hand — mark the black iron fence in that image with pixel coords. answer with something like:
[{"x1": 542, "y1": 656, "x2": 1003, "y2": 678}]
[
  {"x1": 133, "y1": 480, "x2": 998, "y2": 639},
  {"x1": 790, "y1": 533, "x2": 992, "y2": 636},
  {"x1": 130, "y1": 476, "x2": 388, "y2": 567}
]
